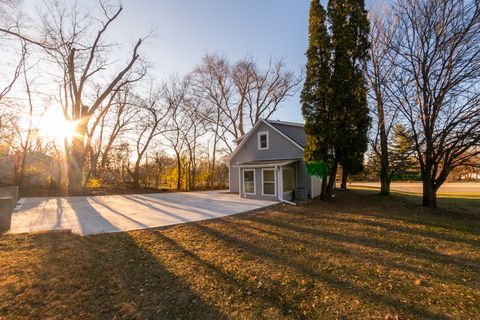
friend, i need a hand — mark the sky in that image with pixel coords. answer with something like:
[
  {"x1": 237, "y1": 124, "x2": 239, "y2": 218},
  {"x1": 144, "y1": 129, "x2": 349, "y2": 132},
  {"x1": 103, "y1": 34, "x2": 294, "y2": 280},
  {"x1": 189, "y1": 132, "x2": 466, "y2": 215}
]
[
  {"x1": 107, "y1": 0, "x2": 311, "y2": 123},
  {"x1": 19, "y1": 0, "x2": 380, "y2": 123}
]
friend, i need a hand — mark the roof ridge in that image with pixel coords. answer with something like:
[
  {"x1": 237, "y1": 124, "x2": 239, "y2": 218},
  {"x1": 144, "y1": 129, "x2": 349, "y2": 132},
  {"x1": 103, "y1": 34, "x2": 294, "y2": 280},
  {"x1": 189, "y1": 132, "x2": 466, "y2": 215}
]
[{"x1": 265, "y1": 119, "x2": 305, "y2": 127}]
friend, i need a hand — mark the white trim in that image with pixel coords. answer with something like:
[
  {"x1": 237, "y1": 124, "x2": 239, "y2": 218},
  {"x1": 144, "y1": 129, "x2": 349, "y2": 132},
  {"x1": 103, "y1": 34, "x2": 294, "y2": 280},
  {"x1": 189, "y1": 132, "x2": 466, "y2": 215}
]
[
  {"x1": 227, "y1": 119, "x2": 304, "y2": 161},
  {"x1": 278, "y1": 166, "x2": 283, "y2": 201},
  {"x1": 281, "y1": 199, "x2": 297, "y2": 206},
  {"x1": 238, "y1": 167, "x2": 241, "y2": 195},
  {"x1": 243, "y1": 169, "x2": 256, "y2": 195},
  {"x1": 261, "y1": 168, "x2": 276, "y2": 196},
  {"x1": 257, "y1": 131, "x2": 269, "y2": 150}
]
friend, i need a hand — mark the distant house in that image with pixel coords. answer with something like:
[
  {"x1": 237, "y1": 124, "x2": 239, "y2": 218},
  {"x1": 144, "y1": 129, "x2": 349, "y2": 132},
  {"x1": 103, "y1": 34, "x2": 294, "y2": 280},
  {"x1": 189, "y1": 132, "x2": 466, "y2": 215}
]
[{"x1": 228, "y1": 119, "x2": 323, "y2": 203}]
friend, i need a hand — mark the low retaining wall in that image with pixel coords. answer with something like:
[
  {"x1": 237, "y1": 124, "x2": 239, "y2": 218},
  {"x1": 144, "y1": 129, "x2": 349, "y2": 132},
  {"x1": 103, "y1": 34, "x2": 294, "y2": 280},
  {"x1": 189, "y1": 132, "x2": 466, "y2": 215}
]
[
  {"x1": 0, "y1": 187, "x2": 19, "y2": 232},
  {"x1": 0, "y1": 197, "x2": 13, "y2": 232},
  {"x1": 0, "y1": 186, "x2": 18, "y2": 204}
]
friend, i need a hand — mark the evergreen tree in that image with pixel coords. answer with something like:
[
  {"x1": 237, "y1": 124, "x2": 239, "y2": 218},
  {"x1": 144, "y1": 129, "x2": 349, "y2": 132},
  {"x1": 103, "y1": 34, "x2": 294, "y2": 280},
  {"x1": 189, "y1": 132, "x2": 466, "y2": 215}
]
[
  {"x1": 301, "y1": 0, "x2": 370, "y2": 198},
  {"x1": 390, "y1": 124, "x2": 418, "y2": 179},
  {"x1": 327, "y1": 0, "x2": 371, "y2": 192},
  {"x1": 301, "y1": 0, "x2": 332, "y2": 199}
]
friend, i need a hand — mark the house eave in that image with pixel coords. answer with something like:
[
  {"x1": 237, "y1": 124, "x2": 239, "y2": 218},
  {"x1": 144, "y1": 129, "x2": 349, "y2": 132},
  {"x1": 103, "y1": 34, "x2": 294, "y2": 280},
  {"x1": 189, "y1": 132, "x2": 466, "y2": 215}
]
[{"x1": 227, "y1": 119, "x2": 305, "y2": 162}]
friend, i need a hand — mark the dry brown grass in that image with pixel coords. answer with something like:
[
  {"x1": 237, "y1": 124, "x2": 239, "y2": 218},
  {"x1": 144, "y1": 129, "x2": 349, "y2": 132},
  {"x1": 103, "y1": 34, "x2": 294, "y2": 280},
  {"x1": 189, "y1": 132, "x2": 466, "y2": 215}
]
[{"x1": 1, "y1": 189, "x2": 479, "y2": 319}]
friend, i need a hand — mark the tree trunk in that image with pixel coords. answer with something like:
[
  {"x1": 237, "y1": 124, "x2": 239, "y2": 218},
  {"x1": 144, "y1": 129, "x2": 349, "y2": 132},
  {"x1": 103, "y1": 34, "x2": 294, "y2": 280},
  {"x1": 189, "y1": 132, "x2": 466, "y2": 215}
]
[
  {"x1": 376, "y1": 82, "x2": 391, "y2": 196},
  {"x1": 176, "y1": 152, "x2": 181, "y2": 191},
  {"x1": 325, "y1": 156, "x2": 338, "y2": 199},
  {"x1": 133, "y1": 162, "x2": 141, "y2": 189},
  {"x1": 341, "y1": 169, "x2": 347, "y2": 190},
  {"x1": 380, "y1": 168, "x2": 391, "y2": 196},
  {"x1": 320, "y1": 174, "x2": 328, "y2": 200},
  {"x1": 16, "y1": 151, "x2": 28, "y2": 187},
  {"x1": 422, "y1": 177, "x2": 437, "y2": 207},
  {"x1": 210, "y1": 140, "x2": 217, "y2": 188},
  {"x1": 68, "y1": 137, "x2": 86, "y2": 195}
]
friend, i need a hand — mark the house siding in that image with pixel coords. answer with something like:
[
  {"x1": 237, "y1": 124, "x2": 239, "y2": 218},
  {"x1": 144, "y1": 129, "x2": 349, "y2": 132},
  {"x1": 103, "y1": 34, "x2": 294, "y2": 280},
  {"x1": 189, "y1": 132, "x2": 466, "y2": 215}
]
[
  {"x1": 229, "y1": 121, "x2": 313, "y2": 198},
  {"x1": 230, "y1": 122, "x2": 304, "y2": 164}
]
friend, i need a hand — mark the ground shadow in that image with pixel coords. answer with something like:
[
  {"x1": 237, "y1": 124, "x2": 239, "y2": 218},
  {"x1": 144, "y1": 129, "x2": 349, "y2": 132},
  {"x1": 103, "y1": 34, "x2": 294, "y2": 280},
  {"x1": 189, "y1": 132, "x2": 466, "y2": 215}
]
[{"x1": 0, "y1": 231, "x2": 227, "y2": 319}]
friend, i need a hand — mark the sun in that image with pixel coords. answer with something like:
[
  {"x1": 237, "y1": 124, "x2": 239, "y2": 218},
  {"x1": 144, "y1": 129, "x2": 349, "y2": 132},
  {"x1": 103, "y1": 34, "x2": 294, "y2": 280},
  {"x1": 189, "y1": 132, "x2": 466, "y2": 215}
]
[{"x1": 36, "y1": 109, "x2": 79, "y2": 143}]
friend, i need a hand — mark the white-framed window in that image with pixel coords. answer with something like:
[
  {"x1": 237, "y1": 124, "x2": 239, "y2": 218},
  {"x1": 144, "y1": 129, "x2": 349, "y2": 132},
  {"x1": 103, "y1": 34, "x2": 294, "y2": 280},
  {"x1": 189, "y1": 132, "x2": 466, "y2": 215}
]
[
  {"x1": 262, "y1": 169, "x2": 276, "y2": 196},
  {"x1": 243, "y1": 169, "x2": 255, "y2": 194},
  {"x1": 258, "y1": 131, "x2": 269, "y2": 150}
]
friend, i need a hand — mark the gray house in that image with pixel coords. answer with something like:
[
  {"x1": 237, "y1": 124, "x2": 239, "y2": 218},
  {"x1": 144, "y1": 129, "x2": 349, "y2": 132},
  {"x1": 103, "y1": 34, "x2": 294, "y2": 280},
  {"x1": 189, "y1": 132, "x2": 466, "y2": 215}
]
[{"x1": 228, "y1": 119, "x2": 323, "y2": 203}]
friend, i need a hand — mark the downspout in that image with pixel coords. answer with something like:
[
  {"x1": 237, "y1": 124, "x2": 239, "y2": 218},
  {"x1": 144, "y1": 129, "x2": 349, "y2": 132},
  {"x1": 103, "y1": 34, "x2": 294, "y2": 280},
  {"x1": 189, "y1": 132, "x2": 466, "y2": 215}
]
[{"x1": 277, "y1": 165, "x2": 296, "y2": 206}]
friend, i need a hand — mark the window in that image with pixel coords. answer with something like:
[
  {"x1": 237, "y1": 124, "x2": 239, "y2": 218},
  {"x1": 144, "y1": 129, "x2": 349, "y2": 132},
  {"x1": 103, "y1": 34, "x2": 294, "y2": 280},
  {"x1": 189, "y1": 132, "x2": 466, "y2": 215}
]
[
  {"x1": 282, "y1": 167, "x2": 294, "y2": 192},
  {"x1": 262, "y1": 169, "x2": 276, "y2": 196},
  {"x1": 243, "y1": 170, "x2": 255, "y2": 194},
  {"x1": 258, "y1": 131, "x2": 269, "y2": 150}
]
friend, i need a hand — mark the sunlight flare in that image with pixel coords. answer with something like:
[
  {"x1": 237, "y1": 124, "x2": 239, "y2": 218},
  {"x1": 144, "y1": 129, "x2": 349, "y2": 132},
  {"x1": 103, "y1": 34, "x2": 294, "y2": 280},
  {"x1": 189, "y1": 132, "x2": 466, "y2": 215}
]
[{"x1": 35, "y1": 109, "x2": 80, "y2": 143}]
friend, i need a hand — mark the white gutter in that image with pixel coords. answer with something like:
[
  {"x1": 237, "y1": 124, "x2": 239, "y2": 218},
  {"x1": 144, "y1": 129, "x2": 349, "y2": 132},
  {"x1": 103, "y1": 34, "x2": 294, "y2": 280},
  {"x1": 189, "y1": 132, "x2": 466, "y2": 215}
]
[{"x1": 281, "y1": 199, "x2": 296, "y2": 206}]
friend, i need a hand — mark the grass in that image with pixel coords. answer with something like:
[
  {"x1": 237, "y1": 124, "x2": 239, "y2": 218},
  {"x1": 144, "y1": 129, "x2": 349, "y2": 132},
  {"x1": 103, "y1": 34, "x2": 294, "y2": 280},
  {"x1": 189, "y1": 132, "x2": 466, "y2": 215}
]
[
  {"x1": 1, "y1": 189, "x2": 479, "y2": 319},
  {"x1": 351, "y1": 184, "x2": 480, "y2": 216}
]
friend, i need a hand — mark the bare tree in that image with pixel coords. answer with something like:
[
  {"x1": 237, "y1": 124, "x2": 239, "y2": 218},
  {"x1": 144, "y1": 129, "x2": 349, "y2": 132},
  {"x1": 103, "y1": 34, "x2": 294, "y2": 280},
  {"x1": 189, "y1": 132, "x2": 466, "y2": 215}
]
[
  {"x1": 162, "y1": 77, "x2": 190, "y2": 190},
  {"x1": 180, "y1": 96, "x2": 207, "y2": 190},
  {"x1": 233, "y1": 56, "x2": 301, "y2": 134},
  {"x1": 191, "y1": 54, "x2": 300, "y2": 186},
  {"x1": 1, "y1": 1, "x2": 146, "y2": 194},
  {"x1": 128, "y1": 86, "x2": 170, "y2": 189},
  {"x1": 98, "y1": 87, "x2": 139, "y2": 172},
  {"x1": 365, "y1": 6, "x2": 400, "y2": 195},
  {"x1": 0, "y1": 1, "x2": 27, "y2": 102},
  {"x1": 390, "y1": 0, "x2": 480, "y2": 207}
]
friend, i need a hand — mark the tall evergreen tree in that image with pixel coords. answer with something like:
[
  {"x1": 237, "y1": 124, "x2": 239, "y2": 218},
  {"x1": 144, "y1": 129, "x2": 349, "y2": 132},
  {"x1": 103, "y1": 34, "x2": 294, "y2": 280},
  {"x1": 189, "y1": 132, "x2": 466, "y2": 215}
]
[
  {"x1": 301, "y1": 0, "x2": 332, "y2": 199},
  {"x1": 327, "y1": 0, "x2": 371, "y2": 192},
  {"x1": 302, "y1": 0, "x2": 370, "y2": 198}
]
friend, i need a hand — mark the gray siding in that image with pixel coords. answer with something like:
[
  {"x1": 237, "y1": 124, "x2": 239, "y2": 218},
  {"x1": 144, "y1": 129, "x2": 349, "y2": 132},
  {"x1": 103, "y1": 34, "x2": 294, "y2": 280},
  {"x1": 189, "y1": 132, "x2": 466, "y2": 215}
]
[
  {"x1": 230, "y1": 122, "x2": 304, "y2": 164},
  {"x1": 228, "y1": 120, "x2": 314, "y2": 198},
  {"x1": 229, "y1": 166, "x2": 240, "y2": 193}
]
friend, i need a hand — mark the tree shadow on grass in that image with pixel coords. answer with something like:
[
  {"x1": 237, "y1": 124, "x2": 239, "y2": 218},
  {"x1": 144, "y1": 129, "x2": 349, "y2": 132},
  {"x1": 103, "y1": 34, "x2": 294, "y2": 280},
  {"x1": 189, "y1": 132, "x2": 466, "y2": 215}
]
[
  {"x1": 318, "y1": 213, "x2": 480, "y2": 247},
  {"x1": 147, "y1": 230, "x2": 306, "y2": 318},
  {"x1": 322, "y1": 188, "x2": 480, "y2": 236},
  {"x1": 187, "y1": 220, "x2": 453, "y2": 320},
  {"x1": 0, "y1": 231, "x2": 227, "y2": 319},
  {"x1": 243, "y1": 213, "x2": 478, "y2": 271},
  {"x1": 222, "y1": 216, "x2": 477, "y2": 288}
]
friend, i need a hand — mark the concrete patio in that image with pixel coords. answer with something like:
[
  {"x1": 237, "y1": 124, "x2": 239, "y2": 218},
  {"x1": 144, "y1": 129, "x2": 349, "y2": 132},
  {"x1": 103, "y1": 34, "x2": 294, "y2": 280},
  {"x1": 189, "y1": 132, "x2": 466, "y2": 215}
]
[{"x1": 9, "y1": 190, "x2": 277, "y2": 236}]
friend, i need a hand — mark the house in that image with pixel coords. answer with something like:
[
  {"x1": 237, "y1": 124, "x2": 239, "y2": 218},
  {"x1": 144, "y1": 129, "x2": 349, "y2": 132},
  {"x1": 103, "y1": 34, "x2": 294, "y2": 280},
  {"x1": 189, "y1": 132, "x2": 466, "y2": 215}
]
[{"x1": 228, "y1": 119, "x2": 323, "y2": 203}]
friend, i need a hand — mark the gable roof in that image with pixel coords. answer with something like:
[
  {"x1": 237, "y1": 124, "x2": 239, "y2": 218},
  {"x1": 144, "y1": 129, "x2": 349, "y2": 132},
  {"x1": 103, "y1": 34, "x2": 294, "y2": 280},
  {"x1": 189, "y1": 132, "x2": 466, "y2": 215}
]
[
  {"x1": 227, "y1": 119, "x2": 306, "y2": 161},
  {"x1": 265, "y1": 120, "x2": 306, "y2": 148}
]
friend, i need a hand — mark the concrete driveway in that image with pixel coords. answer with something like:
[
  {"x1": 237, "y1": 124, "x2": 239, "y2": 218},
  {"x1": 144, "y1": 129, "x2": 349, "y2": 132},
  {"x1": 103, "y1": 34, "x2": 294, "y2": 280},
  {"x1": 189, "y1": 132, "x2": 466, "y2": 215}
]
[{"x1": 9, "y1": 190, "x2": 277, "y2": 236}]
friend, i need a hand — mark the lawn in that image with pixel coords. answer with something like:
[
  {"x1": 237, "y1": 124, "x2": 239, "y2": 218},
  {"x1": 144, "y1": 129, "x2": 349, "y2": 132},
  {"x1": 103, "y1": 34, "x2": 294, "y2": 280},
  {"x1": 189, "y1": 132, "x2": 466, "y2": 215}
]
[{"x1": 0, "y1": 189, "x2": 479, "y2": 319}]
